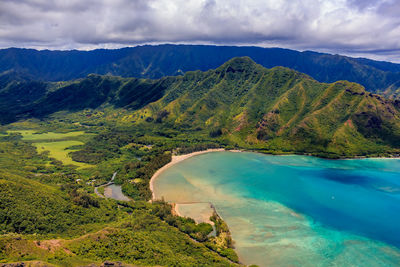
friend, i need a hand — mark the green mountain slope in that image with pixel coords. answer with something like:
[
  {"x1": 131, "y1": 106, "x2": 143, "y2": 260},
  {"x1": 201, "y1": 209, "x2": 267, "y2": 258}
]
[
  {"x1": 0, "y1": 73, "x2": 177, "y2": 124},
  {"x1": 0, "y1": 139, "x2": 117, "y2": 235},
  {"x1": 2, "y1": 45, "x2": 400, "y2": 96},
  {"x1": 132, "y1": 57, "x2": 400, "y2": 157},
  {"x1": 2, "y1": 56, "x2": 400, "y2": 265},
  {"x1": 1, "y1": 57, "x2": 400, "y2": 157}
]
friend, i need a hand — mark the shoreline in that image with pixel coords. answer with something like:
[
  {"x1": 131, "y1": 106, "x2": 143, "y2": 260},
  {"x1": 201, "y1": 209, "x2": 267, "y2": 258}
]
[
  {"x1": 149, "y1": 148, "x2": 400, "y2": 201},
  {"x1": 148, "y1": 148, "x2": 400, "y2": 266},
  {"x1": 149, "y1": 148, "x2": 232, "y2": 256},
  {"x1": 174, "y1": 202, "x2": 217, "y2": 225},
  {"x1": 150, "y1": 148, "x2": 226, "y2": 200}
]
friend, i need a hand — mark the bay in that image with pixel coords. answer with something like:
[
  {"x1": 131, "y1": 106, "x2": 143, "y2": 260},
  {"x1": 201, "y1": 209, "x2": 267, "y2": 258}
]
[{"x1": 153, "y1": 152, "x2": 400, "y2": 267}]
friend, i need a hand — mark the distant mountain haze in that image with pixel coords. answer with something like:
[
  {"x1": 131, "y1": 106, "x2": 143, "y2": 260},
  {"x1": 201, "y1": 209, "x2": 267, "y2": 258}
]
[{"x1": 1, "y1": 44, "x2": 400, "y2": 97}]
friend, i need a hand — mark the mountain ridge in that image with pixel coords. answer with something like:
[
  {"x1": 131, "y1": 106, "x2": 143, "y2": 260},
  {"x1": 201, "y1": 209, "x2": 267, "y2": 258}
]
[
  {"x1": 1, "y1": 56, "x2": 400, "y2": 265},
  {"x1": 1, "y1": 44, "x2": 400, "y2": 96},
  {"x1": 129, "y1": 57, "x2": 400, "y2": 157},
  {"x1": 1, "y1": 57, "x2": 400, "y2": 157}
]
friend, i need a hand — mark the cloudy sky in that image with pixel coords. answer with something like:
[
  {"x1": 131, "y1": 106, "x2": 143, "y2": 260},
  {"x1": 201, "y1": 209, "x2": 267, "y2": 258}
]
[{"x1": 1, "y1": 0, "x2": 400, "y2": 62}]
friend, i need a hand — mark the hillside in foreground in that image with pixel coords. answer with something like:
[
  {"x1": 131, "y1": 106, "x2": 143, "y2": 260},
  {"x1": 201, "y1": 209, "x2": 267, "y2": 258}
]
[{"x1": 0, "y1": 131, "x2": 241, "y2": 266}]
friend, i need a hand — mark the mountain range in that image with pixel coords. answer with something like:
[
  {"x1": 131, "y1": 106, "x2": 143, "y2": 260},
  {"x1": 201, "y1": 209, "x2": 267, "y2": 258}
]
[
  {"x1": 2, "y1": 45, "x2": 400, "y2": 266},
  {"x1": 2, "y1": 56, "x2": 400, "y2": 157},
  {"x1": 132, "y1": 57, "x2": 400, "y2": 157},
  {"x1": 2, "y1": 44, "x2": 400, "y2": 97}
]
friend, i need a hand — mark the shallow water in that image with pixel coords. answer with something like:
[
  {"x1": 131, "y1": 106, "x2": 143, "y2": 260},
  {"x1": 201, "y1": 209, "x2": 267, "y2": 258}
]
[
  {"x1": 153, "y1": 152, "x2": 400, "y2": 267},
  {"x1": 104, "y1": 184, "x2": 130, "y2": 201},
  {"x1": 176, "y1": 203, "x2": 214, "y2": 224}
]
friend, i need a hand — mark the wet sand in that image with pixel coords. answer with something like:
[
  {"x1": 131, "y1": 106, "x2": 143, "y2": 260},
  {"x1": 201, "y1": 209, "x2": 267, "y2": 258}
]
[
  {"x1": 150, "y1": 148, "x2": 226, "y2": 200},
  {"x1": 175, "y1": 202, "x2": 215, "y2": 224}
]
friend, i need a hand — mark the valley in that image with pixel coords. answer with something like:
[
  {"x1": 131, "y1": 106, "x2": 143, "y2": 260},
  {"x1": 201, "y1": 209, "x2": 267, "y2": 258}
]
[
  {"x1": 3, "y1": 0, "x2": 400, "y2": 264},
  {"x1": 1, "y1": 54, "x2": 400, "y2": 266}
]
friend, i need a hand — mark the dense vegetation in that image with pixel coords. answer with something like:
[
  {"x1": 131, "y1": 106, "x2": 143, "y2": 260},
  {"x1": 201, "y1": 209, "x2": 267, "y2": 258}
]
[
  {"x1": 2, "y1": 45, "x2": 400, "y2": 95},
  {"x1": 0, "y1": 172, "x2": 115, "y2": 235},
  {"x1": 1, "y1": 57, "x2": 400, "y2": 158},
  {"x1": 67, "y1": 201, "x2": 238, "y2": 267},
  {"x1": 0, "y1": 132, "x2": 241, "y2": 266},
  {"x1": 131, "y1": 57, "x2": 400, "y2": 158},
  {"x1": 0, "y1": 72, "x2": 175, "y2": 123},
  {"x1": 2, "y1": 55, "x2": 400, "y2": 266},
  {"x1": 0, "y1": 201, "x2": 239, "y2": 266},
  {"x1": 0, "y1": 136, "x2": 115, "y2": 236}
]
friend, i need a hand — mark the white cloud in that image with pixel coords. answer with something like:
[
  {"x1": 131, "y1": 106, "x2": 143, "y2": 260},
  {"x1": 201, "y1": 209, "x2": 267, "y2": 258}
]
[{"x1": 0, "y1": 0, "x2": 400, "y2": 61}]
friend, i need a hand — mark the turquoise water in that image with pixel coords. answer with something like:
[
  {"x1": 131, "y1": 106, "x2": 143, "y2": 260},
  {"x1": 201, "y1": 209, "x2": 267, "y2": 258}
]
[{"x1": 153, "y1": 152, "x2": 400, "y2": 267}]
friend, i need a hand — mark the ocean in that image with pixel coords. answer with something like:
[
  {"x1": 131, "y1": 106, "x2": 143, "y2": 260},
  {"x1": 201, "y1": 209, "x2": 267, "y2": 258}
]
[{"x1": 153, "y1": 151, "x2": 400, "y2": 266}]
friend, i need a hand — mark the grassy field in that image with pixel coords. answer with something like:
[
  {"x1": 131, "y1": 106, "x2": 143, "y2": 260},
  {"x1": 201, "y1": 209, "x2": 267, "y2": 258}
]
[
  {"x1": 7, "y1": 130, "x2": 86, "y2": 141},
  {"x1": 7, "y1": 130, "x2": 93, "y2": 169},
  {"x1": 34, "y1": 141, "x2": 92, "y2": 168}
]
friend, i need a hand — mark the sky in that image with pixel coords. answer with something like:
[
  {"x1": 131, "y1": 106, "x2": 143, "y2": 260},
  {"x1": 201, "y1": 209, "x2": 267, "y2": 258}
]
[{"x1": 1, "y1": 0, "x2": 400, "y2": 62}]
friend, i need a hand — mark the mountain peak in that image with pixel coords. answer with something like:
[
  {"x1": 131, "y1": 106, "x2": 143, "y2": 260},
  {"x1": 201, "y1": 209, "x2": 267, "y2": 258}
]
[{"x1": 216, "y1": 56, "x2": 261, "y2": 74}]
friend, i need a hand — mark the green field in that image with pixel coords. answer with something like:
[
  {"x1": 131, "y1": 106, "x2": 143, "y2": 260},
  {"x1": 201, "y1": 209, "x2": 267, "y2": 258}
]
[
  {"x1": 35, "y1": 141, "x2": 92, "y2": 168},
  {"x1": 7, "y1": 130, "x2": 86, "y2": 141},
  {"x1": 7, "y1": 130, "x2": 93, "y2": 169},
  {"x1": 3, "y1": 56, "x2": 399, "y2": 266}
]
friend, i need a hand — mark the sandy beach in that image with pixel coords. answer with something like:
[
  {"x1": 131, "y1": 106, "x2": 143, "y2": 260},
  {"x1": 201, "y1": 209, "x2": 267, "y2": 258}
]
[
  {"x1": 175, "y1": 202, "x2": 216, "y2": 224},
  {"x1": 150, "y1": 148, "x2": 226, "y2": 200}
]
